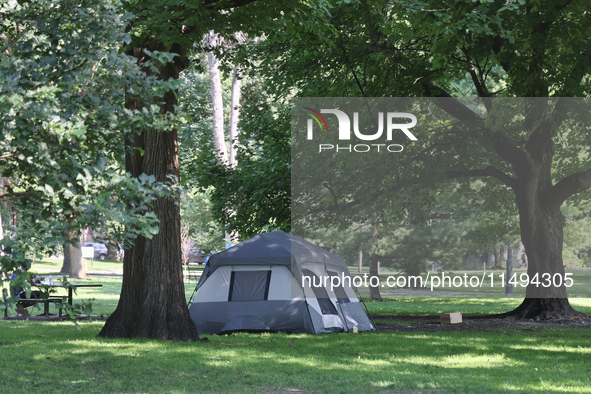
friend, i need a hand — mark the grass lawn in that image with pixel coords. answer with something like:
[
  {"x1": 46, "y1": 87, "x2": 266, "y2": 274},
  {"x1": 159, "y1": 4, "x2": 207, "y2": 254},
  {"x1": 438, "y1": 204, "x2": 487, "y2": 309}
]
[
  {"x1": 2, "y1": 261, "x2": 591, "y2": 393},
  {"x1": 32, "y1": 257, "x2": 206, "y2": 279},
  {"x1": 1, "y1": 320, "x2": 591, "y2": 393},
  {"x1": 1, "y1": 258, "x2": 203, "y2": 318},
  {"x1": 364, "y1": 296, "x2": 591, "y2": 317}
]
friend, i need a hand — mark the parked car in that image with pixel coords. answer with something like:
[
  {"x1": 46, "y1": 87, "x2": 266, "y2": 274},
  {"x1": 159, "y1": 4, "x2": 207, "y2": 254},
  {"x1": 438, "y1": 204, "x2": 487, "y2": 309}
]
[
  {"x1": 82, "y1": 242, "x2": 108, "y2": 260},
  {"x1": 187, "y1": 248, "x2": 206, "y2": 265}
]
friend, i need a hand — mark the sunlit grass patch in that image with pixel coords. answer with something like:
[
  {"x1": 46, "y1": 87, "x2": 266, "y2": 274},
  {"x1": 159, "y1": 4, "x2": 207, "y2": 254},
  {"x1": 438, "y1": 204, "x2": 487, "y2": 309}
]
[
  {"x1": 3, "y1": 270, "x2": 591, "y2": 393},
  {"x1": 2, "y1": 321, "x2": 591, "y2": 393}
]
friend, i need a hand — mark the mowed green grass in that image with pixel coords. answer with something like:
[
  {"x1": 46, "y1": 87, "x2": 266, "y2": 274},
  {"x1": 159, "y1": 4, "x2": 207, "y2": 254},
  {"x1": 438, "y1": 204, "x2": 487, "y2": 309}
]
[
  {"x1": 31, "y1": 256, "x2": 206, "y2": 279},
  {"x1": 2, "y1": 258, "x2": 202, "y2": 317},
  {"x1": 1, "y1": 277, "x2": 199, "y2": 318},
  {"x1": 2, "y1": 261, "x2": 591, "y2": 393},
  {"x1": 1, "y1": 320, "x2": 591, "y2": 393}
]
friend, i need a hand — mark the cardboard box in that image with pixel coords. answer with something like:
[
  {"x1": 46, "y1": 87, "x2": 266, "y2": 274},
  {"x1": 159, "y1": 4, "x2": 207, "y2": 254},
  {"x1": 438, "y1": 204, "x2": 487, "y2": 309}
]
[{"x1": 440, "y1": 312, "x2": 462, "y2": 325}]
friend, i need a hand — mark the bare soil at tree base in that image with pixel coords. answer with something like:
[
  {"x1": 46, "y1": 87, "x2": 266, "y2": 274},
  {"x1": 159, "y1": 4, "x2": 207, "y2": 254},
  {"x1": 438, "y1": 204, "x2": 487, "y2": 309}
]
[{"x1": 375, "y1": 314, "x2": 591, "y2": 333}]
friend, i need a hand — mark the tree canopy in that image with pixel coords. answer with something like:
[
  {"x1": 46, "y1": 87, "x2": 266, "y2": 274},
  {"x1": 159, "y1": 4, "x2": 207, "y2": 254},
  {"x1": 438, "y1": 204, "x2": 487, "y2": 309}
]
[
  {"x1": 270, "y1": 0, "x2": 591, "y2": 317},
  {"x1": 0, "y1": 0, "x2": 178, "y2": 275},
  {"x1": 2, "y1": 0, "x2": 591, "y2": 335}
]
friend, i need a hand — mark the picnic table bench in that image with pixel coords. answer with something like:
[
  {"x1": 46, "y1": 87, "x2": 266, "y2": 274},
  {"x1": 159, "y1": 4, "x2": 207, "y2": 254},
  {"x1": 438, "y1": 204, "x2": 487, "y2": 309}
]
[
  {"x1": 16, "y1": 297, "x2": 63, "y2": 318},
  {"x1": 5, "y1": 283, "x2": 102, "y2": 318}
]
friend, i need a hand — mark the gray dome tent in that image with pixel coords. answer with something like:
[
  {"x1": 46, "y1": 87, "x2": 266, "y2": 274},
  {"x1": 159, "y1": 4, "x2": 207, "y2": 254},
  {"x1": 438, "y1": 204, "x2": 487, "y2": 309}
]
[{"x1": 189, "y1": 230, "x2": 375, "y2": 334}]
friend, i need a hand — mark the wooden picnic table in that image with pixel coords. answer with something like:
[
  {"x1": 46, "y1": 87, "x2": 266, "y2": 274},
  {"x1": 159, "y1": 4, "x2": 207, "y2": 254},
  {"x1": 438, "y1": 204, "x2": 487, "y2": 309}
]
[
  {"x1": 42, "y1": 283, "x2": 103, "y2": 305},
  {"x1": 4, "y1": 280, "x2": 103, "y2": 319}
]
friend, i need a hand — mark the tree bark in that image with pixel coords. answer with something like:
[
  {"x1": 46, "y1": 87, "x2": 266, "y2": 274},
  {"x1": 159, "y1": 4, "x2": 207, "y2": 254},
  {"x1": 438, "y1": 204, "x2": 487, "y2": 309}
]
[
  {"x1": 60, "y1": 244, "x2": 71, "y2": 274},
  {"x1": 208, "y1": 31, "x2": 228, "y2": 165},
  {"x1": 229, "y1": 32, "x2": 245, "y2": 168},
  {"x1": 0, "y1": 174, "x2": 3, "y2": 245},
  {"x1": 207, "y1": 31, "x2": 243, "y2": 243},
  {"x1": 67, "y1": 235, "x2": 86, "y2": 279},
  {"x1": 61, "y1": 231, "x2": 84, "y2": 277},
  {"x1": 98, "y1": 44, "x2": 199, "y2": 341},
  {"x1": 505, "y1": 239, "x2": 513, "y2": 295},
  {"x1": 492, "y1": 244, "x2": 502, "y2": 269},
  {"x1": 229, "y1": 65, "x2": 241, "y2": 167},
  {"x1": 503, "y1": 140, "x2": 584, "y2": 320}
]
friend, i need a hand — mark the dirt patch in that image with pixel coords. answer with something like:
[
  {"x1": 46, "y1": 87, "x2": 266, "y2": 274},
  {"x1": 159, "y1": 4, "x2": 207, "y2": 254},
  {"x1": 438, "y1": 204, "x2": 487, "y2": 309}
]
[{"x1": 375, "y1": 314, "x2": 591, "y2": 333}]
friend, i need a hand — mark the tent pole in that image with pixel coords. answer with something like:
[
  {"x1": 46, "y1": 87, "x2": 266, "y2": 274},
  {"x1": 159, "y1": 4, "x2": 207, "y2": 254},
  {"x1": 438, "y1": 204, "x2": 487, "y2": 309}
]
[
  {"x1": 187, "y1": 282, "x2": 199, "y2": 308},
  {"x1": 354, "y1": 286, "x2": 378, "y2": 331}
]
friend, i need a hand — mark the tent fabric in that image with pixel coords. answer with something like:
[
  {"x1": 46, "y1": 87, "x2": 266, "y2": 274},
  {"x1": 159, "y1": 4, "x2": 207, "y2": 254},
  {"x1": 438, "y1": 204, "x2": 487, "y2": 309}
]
[
  {"x1": 221, "y1": 315, "x2": 270, "y2": 332},
  {"x1": 190, "y1": 230, "x2": 375, "y2": 335},
  {"x1": 196, "y1": 231, "x2": 348, "y2": 291},
  {"x1": 190, "y1": 300, "x2": 315, "y2": 334}
]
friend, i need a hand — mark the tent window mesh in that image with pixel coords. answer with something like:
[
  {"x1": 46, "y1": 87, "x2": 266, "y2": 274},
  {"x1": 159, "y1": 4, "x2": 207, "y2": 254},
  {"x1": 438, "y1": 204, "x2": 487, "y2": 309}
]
[
  {"x1": 228, "y1": 271, "x2": 271, "y2": 301},
  {"x1": 302, "y1": 269, "x2": 338, "y2": 315},
  {"x1": 327, "y1": 270, "x2": 350, "y2": 303}
]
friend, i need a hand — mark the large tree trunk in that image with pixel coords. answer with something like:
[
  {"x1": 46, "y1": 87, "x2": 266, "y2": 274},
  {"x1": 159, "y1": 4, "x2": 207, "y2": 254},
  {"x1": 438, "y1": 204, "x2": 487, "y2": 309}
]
[
  {"x1": 506, "y1": 200, "x2": 583, "y2": 319},
  {"x1": 438, "y1": 98, "x2": 591, "y2": 321},
  {"x1": 61, "y1": 231, "x2": 84, "y2": 277},
  {"x1": 67, "y1": 234, "x2": 86, "y2": 279},
  {"x1": 503, "y1": 141, "x2": 584, "y2": 320},
  {"x1": 98, "y1": 45, "x2": 199, "y2": 341}
]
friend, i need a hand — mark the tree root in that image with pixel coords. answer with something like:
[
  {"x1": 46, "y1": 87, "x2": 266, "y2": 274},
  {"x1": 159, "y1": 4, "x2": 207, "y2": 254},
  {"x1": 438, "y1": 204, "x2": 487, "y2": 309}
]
[{"x1": 496, "y1": 298, "x2": 588, "y2": 321}]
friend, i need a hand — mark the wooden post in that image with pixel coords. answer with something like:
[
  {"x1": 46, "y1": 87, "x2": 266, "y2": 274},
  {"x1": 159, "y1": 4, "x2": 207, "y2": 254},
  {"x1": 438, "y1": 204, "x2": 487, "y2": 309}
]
[
  {"x1": 358, "y1": 249, "x2": 363, "y2": 273},
  {"x1": 506, "y1": 238, "x2": 513, "y2": 295}
]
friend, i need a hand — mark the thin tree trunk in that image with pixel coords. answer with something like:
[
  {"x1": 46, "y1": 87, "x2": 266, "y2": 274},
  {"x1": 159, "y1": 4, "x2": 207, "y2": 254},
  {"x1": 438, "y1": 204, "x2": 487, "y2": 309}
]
[
  {"x1": 492, "y1": 244, "x2": 502, "y2": 269},
  {"x1": 208, "y1": 31, "x2": 228, "y2": 164},
  {"x1": 229, "y1": 64, "x2": 241, "y2": 167},
  {"x1": 505, "y1": 238, "x2": 513, "y2": 295},
  {"x1": 368, "y1": 211, "x2": 381, "y2": 299},
  {"x1": 181, "y1": 220, "x2": 190, "y2": 266},
  {"x1": 98, "y1": 45, "x2": 199, "y2": 341},
  {"x1": 369, "y1": 253, "x2": 381, "y2": 299},
  {"x1": 0, "y1": 174, "x2": 3, "y2": 244},
  {"x1": 225, "y1": 66, "x2": 241, "y2": 243},
  {"x1": 207, "y1": 31, "x2": 243, "y2": 243}
]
